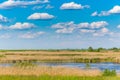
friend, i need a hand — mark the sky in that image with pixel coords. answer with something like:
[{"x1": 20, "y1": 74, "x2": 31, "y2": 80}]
[{"x1": 0, "y1": 0, "x2": 120, "y2": 49}]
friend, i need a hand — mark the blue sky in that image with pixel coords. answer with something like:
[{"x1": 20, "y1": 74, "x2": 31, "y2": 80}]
[{"x1": 0, "y1": 0, "x2": 120, "y2": 49}]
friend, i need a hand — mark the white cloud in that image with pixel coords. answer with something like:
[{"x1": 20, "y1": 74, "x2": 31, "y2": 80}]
[
  {"x1": 109, "y1": 5, "x2": 120, "y2": 14},
  {"x1": 52, "y1": 21, "x2": 76, "y2": 34},
  {"x1": 32, "y1": 6, "x2": 44, "y2": 10},
  {"x1": 44, "y1": 0, "x2": 49, "y2": 3},
  {"x1": 80, "y1": 29, "x2": 95, "y2": 33},
  {"x1": 0, "y1": 14, "x2": 9, "y2": 22},
  {"x1": 0, "y1": 0, "x2": 48, "y2": 9},
  {"x1": 93, "y1": 28, "x2": 112, "y2": 37},
  {"x1": 56, "y1": 27, "x2": 74, "y2": 34},
  {"x1": 78, "y1": 21, "x2": 108, "y2": 29},
  {"x1": 60, "y1": 2, "x2": 89, "y2": 10},
  {"x1": 77, "y1": 23, "x2": 89, "y2": 28},
  {"x1": 52, "y1": 21, "x2": 75, "y2": 29},
  {"x1": 32, "y1": 4, "x2": 53, "y2": 10},
  {"x1": 0, "y1": 22, "x2": 36, "y2": 30},
  {"x1": 92, "y1": 5, "x2": 120, "y2": 16},
  {"x1": 101, "y1": 28, "x2": 109, "y2": 33},
  {"x1": 9, "y1": 22, "x2": 36, "y2": 30},
  {"x1": 91, "y1": 11, "x2": 110, "y2": 16},
  {"x1": 79, "y1": 21, "x2": 110, "y2": 36},
  {"x1": 20, "y1": 31, "x2": 45, "y2": 39},
  {"x1": 90, "y1": 21, "x2": 108, "y2": 29},
  {"x1": 51, "y1": 21, "x2": 111, "y2": 36},
  {"x1": 45, "y1": 4, "x2": 54, "y2": 9},
  {"x1": 91, "y1": 11, "x2": 98, "y2": 16},
  {"x1": 28, "y1": 13, "x2": 54, "y2": 20},
  {"x1": 117, "y1": 25, "x2": 120, "y2": 29}
]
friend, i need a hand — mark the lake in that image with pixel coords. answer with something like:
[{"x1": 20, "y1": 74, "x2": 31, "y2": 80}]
[{"x1": 37, "y1": 62, "x2": 120, "y2": 73}]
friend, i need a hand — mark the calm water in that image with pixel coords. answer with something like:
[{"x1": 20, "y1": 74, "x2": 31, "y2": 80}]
[
  {"x1": 1, "y1": 62, "x2": 120, "y2": 73},
  {"x1": 37, "y1": 62, "x2": 120, "y2": 73}
]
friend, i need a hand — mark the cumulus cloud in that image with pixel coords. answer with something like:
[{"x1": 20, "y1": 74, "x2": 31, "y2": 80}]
[
  {"x1": 77, "y1": 21, "x2": 108, "y2": 29},
  {"x1": 80, "y1": 29, "x2": 95, "y2": 33},
  {"x1": 52, "y1": 21, "x2": 76, "y2": 34},
  {"x1": 60, "y1": 2, "x2": 90, "y2": 10},
  {"x1": 56, "y1": 27, "x2": 74, "y2": 34},
  {"x1": 90, "y1": 21, "x2": 108, "y2": 29},
  {"x1": 109, "y1": 5, "x2": 120, "y2": 14},
  {"x1": 0, "y1": 22, "x2": 36, "y2": 30},
  {"x1": 52, "y1": 21, "x2": 75, "y2": 29},
  {"x1": 0, "y1": 0, "x2": 49, "y2": 9},
  {"x1": 20, "y1": 31, "x2": 45, "y2": 39},
  {"x1": 92, "y1": 5, "x2": 120, "y2": 16},
  {"x1": 9, "y1": 22, "x2": 36, "y2": 30},
  {"x1": 93, "y1": 28, "x2": 110, "y2": 37},
  {"x1": 28, "y1": 13, "x2": 54, "y2": 20},
  {"x1": 51, "y1": 21, "x2": 111, "y2": 36}
]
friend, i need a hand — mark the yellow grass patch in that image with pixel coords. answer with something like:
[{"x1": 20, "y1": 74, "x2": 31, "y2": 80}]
[{"x1": 0, "y1": 66, "x2": 101, "y2": 76}]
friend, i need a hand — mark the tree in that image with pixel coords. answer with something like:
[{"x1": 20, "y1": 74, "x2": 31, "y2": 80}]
[
  {"x1": 97, "y1": 47, "x2": 104, "y2": 52},
  {"x1": 111, "y1": 47, "x2": 119, "y2": 52},
  {"x1": 88, "y1": 46, "x2": 94, "y2": 52}
]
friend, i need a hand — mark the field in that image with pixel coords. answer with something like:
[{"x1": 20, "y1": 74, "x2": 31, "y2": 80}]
[
  {"x1": 0, "y1": 50, "x2": 120, "y2": 63},
  {"x1": 0, "y1": 50, "x2": 120, "y2": 80}
]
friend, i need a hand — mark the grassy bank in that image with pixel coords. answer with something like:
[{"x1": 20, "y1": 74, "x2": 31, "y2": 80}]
[{"x1": 0, "y1": 75, "x2": 120, "y2": 80}]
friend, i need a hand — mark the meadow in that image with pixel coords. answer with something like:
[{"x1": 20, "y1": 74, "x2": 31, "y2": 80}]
[{"x1": 0, "y1": 49, "x2": 120, "y2": 80}]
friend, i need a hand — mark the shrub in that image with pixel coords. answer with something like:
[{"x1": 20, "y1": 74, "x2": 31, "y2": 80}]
[
  {"x1": 88, "y1": 47, "x2": 94, "y2": 52},
  {"x1": 102, "y1": 69, "x2": 116, "y2": 76}
]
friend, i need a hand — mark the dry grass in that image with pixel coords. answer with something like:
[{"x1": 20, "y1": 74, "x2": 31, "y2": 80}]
[
  {"x1": 0, "y1": 51, "x2": 120, "y2": 63},
  {"x1": 0, "y1": 66, "x2": 101, "y2": 76}
]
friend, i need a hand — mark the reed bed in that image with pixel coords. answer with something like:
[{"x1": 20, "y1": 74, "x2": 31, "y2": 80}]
[
  {"x1": 0, "y1": 66, "x2": 101, "y2": 76},
  {"x1": 0, "y1": 51, "x2": 120, "y2": 63}
]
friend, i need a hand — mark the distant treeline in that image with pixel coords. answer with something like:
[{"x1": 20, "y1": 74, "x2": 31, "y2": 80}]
[
  {"x1": 0, "y1": 47, "x2": 120, "y2": 52},
  {"x1": 43, "y1": 47, "x2": 120, "y2": 52}
]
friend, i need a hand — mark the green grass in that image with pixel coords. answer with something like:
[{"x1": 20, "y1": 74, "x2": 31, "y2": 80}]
[
  {"x1": 102, "y1": 69, "x2": 117, "y2": 76},
  {"x1": 0, "y1": 54, "x2": 5, "y2": 57},
  {"x1": 0, "y1": 75, "x2": 120, "y2": 80}
]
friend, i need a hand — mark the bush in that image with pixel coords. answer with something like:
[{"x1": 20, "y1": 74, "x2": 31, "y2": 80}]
[
  {"x1": 102, "y1": 69, "x2": 116, "y2": 76},
  {"x1": 88, "y1": 47, "x2": 94, "y2": 52}
]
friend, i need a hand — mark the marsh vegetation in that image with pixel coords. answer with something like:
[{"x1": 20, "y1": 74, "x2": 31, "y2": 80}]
[{"x1": 0, "y1": 48, "x2": 120, "y2": 80}]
